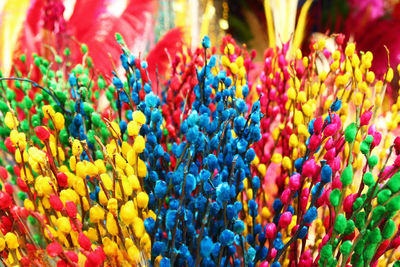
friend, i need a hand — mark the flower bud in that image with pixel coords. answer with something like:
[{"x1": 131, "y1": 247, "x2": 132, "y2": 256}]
[
  {"x1": 49, "y1": 194, "x2": 64, "y2": 212},
  {"x1": 89, "y1": 205, "x2": 105, "y2": 223},
  {"x1": 78, "y1": 232, "x2": 92, "y2": 251},
  {"x1": 281, "y1": 188, "x2": 291, "y2": 204},
  {"x1": 137, "y1": 192, "x2": 149, "y2": 208},
  {"x1": 321, "y1": 165, "x2": 332, "y2": 183},
  {"x1": 343, "y1": 194, "x2": 356, "y2": 213},
  {"x1": 72, "y1": 140, "x2": 83, "y2": 156},
  {"x1": 360, "y1": 110, "x2": 373, "y2": 126},
  {"x1": 334, "y1": 214, "x2": 347, "y2": 234},
  {"x1": 47, "y1": 241, "x2": 63, "y2": 257},
  {"x1": 279, "y1": 211, "x2": 292, "y2": 229},
  {"x1": 34, "y1": 126, "x2": 50, "y2": 141},
  {"x1": 106, "y1": 212, "x2": 118, "y2": 236},
  {"x1": 57, "y1": 217, "x2": 72, "y2": 233},
  {"x1": 121, "y1": 201, "x2": 137, "y2": 225},
  {"x1": 323, "y1": 123, "x2": 338, "y2": 137},
  {"x1": 308, "y1": 134, "x2": 321, "y2": 151},
  {"x1": 65, "y1": 201, "x2": 77, "y2": 218},
  {"x1": 54, "y1": 112, "x2": 65, "y2": 130},
  {"x1": 265, "y1": 223, "x2": 276, "y2": 239},
  {"x1": 107, "y1": 198, "x2": 118, "y2": 214},
  {"x1": 289, "y1": 173, "x2": 301, "y2": 191},
  {"x1": 302, "y1": 159, "x2": 317, "y2": 178},
  {"x1": 303, "y1": 207, "x2": 317, "y2": 224},
  {"x1": 340, "y1": 166, "x2": 353, "y2": 186},
  {"x1": 56, "y1": 172, "x2": 68, "y2": 188},
  {"x1": 133, "y1": 136, "x2": 145, "y2": 153}
]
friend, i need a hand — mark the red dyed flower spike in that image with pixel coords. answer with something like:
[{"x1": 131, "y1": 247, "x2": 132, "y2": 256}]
[
  {"x1": 0, "y1": 191, "x2": 12, "y2": 210},
  {"x1": 0, "y1": 167, "x2": 8, "y2": 180},
  {"x1": 56, "y1": 172, "x2": 68, "y2": 188},
  {"x1": 46, "y1": 241, "x2": 63, "y2": 257},
  {"x1": 34, "y1": 126, "x2": 50, "y2": 141},
  {"x1": 49, "y1": 194, "x2": 64, "y2": 212},
  {"x1": 78, "y1": 232, "x2": 92, "y2": 251},
  {"x1": 65, "y1": 201, "x2": 77, "y2": 218}
]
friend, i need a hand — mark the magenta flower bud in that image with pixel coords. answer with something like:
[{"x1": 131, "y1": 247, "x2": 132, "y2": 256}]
[
  {"x1": 279, "y1": 211, "x2": 292, "y2": 228},
  {"x1": 261, "y1": 155, "x2": 269, "y2": 164},
  {"x1": 324, "y1": 148, "x2": 336, "y2": 161},
  {"x1": 291, "y1": 224, "x2": 300, "y2": 235},
  {"x1": 260, "y1": 95, "x2": 268, "y2": 106},
  {"x1": 382, "y1": 166, "x2": 395, "y2": 180},
  {"x1": 302, "y1": 159, "x2": 317, "y2": 177},
  {"x1": 301, "y1": 187, "x2": 309, "y2": 198},
  {"x1": 394, "y1": 155, "x2": 400, "y2": 167},
  {"x1": 269, "y1": 89, "x2": 277, "y2": 101},
  {"x1": 323, "y1": 48, "x2": 331, "y2": 58},
  {"x1": 300, "y1": 188, "x2": 310, "y2": 212},
  {"x1": 394, "y1": 137, "x2": 400, "y2": 155},
  {"x1": 332, "y1": 114, "x2": 342, "y2": 129},
  {"x1": 261, "y1": 119, "x2": 269, "y2": 132},
  {"x1": 283, "y1": 68, "x2": 290, "y2": 80},
  {"x1": 321, "y1": 234, "x2": 330, "y2": 248},
  {"x1": 324, "y1": 138, "x2": 334, "y2": 150},
  {"x1": 289, "y1": 173, "x2": 301, "y2": 191},
  {"x1": 282, "y1": 41, "x2": 290, "y2": 54},
  {"x1": 300, "y1": 259, "x2": 311, "y2": 266},
  {"x1": 296, "y1": 65, "x2": 304, "y2": 76},
  {"x1": 278, "y1": 54, "x2": 286, "y2": 68},
  {"x1": 368, "y1": 124, "x2": 377, "y2": 135},
  {"x1": 302, "y1": 249, "x2": 312, "y2": 260},
  {"x1": 372, "y1": 132, "x2": 382, "y2": 147},
  {"x1": 324, "y1": 123, "x2": 338, "y2": 136},
  {"x1": 343, "y1": 194, "x2": 356, "y2": 213},
  {"x1": 264, "y1": 58, "x2": 272, "y2": 73},
  {"x1": 316, "y1": 190, "x2": 327, "y2": 207},
  {"x1": 334, "y1": 137, "x2": 345, "y2": 152},
  {"x1": 300, "y1": 196, "x2": 308, "y2": 212},
  {"x1": 272, "y1": 106, "x2": 280, "y2": 117},
  {"x1": 300, "y1": 253, "x2": 311, "y2": 265},
  {"x1": 265, "y1": 223, "x2": 276, "y2": 239},
  {"x1": 256, "y1": 83, "x2": 263, "y2": 94},
  {"x1": 332, "y1": 174, "x2": 342, "y2": 189},
  {"x1": 308, "y1": 134, "x2": 321, "y2": 151},
  {"x1": 360, "y1": 110, "x2": 373, "y2": 126},
  {"x1": 312, "y1": 165, "x2": 322, "y2": 184},
  {"x1": 281, "y1": 188, "x2": 292, "y2": 204},
  {"x1": 331, "y1": 156, "x2": 341, "y2": 172},
  {"x1": 270, "y1": 248, "x2": 277, "y2": 258},
  {"x1": 274, "y1": 72, "x2": 279, "y2": 83},
  {"x1": 262, "y1": 133, "x2": 269, "y2": 142},
  {"x1": 263, "y1": 145, "x2": 271, "y2": 159},
  {"x1": 313, "y1": 117, "x2": 324, "y2": 135}
]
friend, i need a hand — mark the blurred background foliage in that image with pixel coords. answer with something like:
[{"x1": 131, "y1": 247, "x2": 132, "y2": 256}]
[{"x1": 1, "y1": 0, "x2": 400, "y2": 77}]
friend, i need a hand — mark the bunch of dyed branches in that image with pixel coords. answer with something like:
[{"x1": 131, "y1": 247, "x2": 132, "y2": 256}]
[{"x1": 0, "y1": 32, "x2": 400, "y2": 267}]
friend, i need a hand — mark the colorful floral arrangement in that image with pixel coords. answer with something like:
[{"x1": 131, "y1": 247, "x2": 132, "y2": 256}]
[{"x1": 1, "y1": 31, "x2": 400, "y2": 267}]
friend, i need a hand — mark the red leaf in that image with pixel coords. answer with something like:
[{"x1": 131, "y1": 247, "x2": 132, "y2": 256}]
[
  {"x1": 16, "y1": 0, "x2": 156, "y2": 76},
  {"x1": 146, "y1": 27, "x2": 184, "y2": 86},
  {"x1": 68, "y1": 0, "x2": 156, "y2": 75},
  {"x1": 19, "y1": 0, "x2": 46, "y2": 58},
  {"x1": 67, "y1": 0, "x2": 109, "y2": 39}
]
